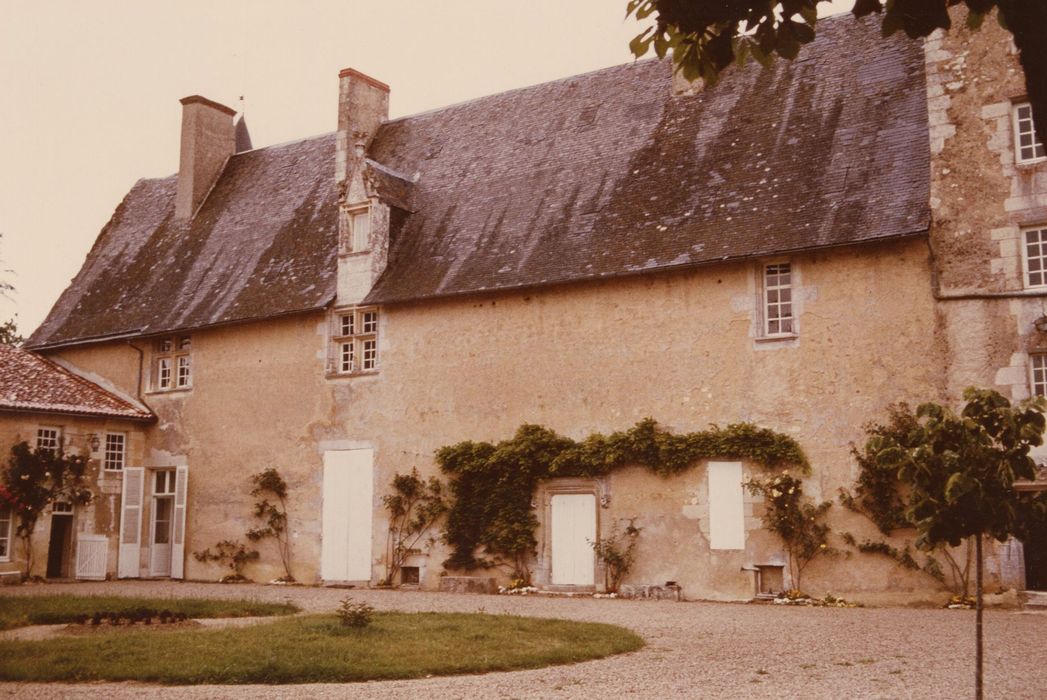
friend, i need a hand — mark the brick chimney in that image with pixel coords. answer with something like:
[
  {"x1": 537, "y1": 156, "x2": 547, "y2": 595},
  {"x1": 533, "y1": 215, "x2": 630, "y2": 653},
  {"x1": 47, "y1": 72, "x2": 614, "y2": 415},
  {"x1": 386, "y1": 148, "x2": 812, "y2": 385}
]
[
  {"x1": 336, "y1": 68, "x2": 389, "y2": 185},
  {"x1": 175, "y1": 95, "x2": 237, "y2": 221}
]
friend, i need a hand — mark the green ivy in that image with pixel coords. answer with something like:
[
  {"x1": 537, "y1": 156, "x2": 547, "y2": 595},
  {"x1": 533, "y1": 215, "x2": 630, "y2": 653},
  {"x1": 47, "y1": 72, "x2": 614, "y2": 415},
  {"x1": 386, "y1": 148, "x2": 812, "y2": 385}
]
[{"x1": 437, "y1": 418, "x2": 808, "y2": 578}]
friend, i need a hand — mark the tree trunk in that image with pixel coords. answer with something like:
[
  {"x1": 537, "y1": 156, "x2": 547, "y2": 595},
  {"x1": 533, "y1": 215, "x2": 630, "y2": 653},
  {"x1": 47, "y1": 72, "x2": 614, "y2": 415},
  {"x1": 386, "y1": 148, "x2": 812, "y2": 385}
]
[{"x1": 975, "y1": 532, "x2": 984, "y2": 700}]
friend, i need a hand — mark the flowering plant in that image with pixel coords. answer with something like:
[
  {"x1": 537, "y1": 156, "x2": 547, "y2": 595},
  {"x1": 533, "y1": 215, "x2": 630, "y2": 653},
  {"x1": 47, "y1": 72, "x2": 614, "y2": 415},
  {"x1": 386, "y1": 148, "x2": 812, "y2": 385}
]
[{"x1": 746, "y1": 472, "x2": 835, "y2": 594}]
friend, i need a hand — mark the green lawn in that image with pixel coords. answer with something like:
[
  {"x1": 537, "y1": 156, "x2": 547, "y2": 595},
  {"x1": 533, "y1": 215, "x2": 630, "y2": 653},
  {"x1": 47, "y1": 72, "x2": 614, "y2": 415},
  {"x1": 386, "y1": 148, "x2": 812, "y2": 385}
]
[
  {"x1": 0, "y1": 612, "x2": 644, "y2": 684},
  {"x1": 0, "y1": 595, "x2": 297, "y2": 631}
]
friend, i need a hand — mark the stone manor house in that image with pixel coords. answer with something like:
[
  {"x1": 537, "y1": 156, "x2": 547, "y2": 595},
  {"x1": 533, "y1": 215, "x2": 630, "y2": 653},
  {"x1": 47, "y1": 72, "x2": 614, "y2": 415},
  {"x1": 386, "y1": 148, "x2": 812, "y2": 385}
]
[{"x1": 2, "y1": 13, "x2": 1045, "y2": 601}]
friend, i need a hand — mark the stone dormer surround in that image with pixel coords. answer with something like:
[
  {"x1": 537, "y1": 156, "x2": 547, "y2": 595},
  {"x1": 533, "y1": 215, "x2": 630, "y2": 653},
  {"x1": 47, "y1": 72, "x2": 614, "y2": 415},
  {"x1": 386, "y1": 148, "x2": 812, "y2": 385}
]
[{"x1": 335, "y1": 68, "x2": 391, "y2": 306}]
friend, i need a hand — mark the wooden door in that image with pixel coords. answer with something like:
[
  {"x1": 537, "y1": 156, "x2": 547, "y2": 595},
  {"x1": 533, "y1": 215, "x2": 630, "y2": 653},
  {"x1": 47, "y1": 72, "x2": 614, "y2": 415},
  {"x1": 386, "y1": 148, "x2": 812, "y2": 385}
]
[
  {"x1": 321, "y1": 449, "x2": 374, "y2": 582},
  {"x1": 551, "y1": 493, "x2": 596, "y2": 586}
]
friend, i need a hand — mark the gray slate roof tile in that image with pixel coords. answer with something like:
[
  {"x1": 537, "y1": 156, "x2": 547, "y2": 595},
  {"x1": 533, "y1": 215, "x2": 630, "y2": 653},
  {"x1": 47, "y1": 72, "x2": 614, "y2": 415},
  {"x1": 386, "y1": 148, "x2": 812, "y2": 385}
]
[{"x1": 29, "y1": 14, "x2": 928, "y2": 346}]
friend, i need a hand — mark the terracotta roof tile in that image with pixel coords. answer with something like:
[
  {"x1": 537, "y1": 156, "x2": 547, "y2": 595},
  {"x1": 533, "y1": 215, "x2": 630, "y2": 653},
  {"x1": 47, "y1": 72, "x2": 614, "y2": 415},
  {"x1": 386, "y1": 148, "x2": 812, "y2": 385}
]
[{"x1": 0, "y1": 344, "x2": 154, "y2": 421}]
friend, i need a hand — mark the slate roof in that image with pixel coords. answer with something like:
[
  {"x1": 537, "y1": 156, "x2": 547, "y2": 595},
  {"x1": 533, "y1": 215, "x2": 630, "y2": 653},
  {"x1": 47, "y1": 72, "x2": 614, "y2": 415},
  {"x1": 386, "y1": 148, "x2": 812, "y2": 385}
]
[
  {"x1": 29, "y1": 13, "x2": 929, "y2": 347},
  {"x1": 363, "y1": 15, "x2": 929, "y2": 304},
  {"x1": 29, "y1": 134, "x2": 339, "y2": 348},
  {"x1": 0, "y1": 344, "x2": 154, "y2": 421}
]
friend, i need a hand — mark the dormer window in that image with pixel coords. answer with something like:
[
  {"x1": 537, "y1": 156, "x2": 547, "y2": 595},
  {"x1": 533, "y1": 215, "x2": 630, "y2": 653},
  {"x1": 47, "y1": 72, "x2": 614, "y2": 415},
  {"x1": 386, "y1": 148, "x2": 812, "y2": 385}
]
[
  {"x1": 154, "y1": 335, "x2": 192, "y2": 391},
  {"x1": 331, "y1": 307, "x2": 379, "y2": 375},
  {"x1": 340, "y1": 206, "x2": 371, "y2": 253},
  {"x1": 1014, "y1": 102, "x2": 1045, "y2": 164}
]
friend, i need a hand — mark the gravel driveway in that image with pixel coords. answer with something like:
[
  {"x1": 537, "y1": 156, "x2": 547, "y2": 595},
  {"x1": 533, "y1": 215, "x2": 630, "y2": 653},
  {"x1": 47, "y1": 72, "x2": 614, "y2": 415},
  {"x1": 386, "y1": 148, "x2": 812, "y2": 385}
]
[{"x1": 0, "y1": 581, "x2": 1044, "y2": 699}]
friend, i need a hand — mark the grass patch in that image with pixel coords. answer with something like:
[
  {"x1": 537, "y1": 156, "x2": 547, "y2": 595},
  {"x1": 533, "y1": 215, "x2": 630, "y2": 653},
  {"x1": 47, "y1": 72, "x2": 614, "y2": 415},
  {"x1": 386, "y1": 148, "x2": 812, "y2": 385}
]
[
  {"x1": 0, "y1": 595, "x2": 297, "y2": 631},
  {"x1": 0, "y1": 612, "x2": 643, "y2": 684}
]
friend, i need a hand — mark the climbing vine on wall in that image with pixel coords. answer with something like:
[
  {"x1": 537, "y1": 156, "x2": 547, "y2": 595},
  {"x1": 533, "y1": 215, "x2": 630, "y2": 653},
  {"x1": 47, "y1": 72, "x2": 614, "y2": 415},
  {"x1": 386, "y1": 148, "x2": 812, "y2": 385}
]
[{"x1": 437, "y1": 418, "x2": 808, "y2": 579}]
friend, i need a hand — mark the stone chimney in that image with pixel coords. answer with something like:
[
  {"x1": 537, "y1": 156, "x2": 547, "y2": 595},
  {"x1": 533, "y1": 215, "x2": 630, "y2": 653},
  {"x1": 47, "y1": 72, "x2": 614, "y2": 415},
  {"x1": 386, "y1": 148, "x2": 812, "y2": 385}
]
[
  {"x1": 336, "y1": 68, "x2": 389, "y2": 186},
  {"x1": 175, "y1": 95, "x2": 237, "y2": 221}
]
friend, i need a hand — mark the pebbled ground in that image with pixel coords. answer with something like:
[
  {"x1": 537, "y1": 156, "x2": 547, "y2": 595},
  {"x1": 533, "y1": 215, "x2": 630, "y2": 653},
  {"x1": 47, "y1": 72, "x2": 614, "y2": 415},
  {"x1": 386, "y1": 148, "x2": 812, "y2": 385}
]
[{"x1": 0, "y1": 580, "x2": 1044, "y2": 699}]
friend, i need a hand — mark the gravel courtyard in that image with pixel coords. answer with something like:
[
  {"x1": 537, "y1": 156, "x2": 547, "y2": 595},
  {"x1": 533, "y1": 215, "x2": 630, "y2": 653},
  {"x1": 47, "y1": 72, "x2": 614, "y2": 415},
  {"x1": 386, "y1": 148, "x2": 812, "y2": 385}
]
[{"x1": 0, "y1": 581, "x2": 1043, "y2": 699}]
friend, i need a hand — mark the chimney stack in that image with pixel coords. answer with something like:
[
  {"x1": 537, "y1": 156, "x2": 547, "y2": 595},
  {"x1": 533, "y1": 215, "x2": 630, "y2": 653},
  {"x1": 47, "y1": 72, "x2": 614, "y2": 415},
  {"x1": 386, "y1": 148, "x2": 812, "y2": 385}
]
[
  {"x1": 336, "y1": 68, "x2": 389, "y2": 185},
  {"x1": 175, "y1": 95, "x2": 236, "y2": 221}
]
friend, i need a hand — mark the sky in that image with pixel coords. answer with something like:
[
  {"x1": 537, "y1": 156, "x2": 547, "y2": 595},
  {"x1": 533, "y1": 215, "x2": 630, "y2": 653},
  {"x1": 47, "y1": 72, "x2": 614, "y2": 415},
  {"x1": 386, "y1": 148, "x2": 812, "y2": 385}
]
[{"x1": 0, "y1": 0, "x2": 855, "y2": 337}]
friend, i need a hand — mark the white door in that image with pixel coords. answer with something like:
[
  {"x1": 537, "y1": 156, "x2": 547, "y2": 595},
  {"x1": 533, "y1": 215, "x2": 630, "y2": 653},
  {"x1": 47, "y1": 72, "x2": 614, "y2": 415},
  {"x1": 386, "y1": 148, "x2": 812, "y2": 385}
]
[
  {"x1": 321, "y1": 449, "x2": 374, "y2": 582},
  {"x1": 708, "y1": 461, "x2": 745, "y2": 550},
  {"x1": 551, "y1": 493, "x2": 596, "y2": 585},
  {"x1": 149, "y1": 469, "x2": 176, "y2": 577}
]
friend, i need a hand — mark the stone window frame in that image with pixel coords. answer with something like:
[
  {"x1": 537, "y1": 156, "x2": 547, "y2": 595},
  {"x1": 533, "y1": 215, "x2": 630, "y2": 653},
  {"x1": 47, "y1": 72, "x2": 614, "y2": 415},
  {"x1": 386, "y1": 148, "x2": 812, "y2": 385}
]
[
  {"x1": 1030, "y1": 353, "x2": 1047, "y2": 398},
  {"x1": 339, "y1": 204, "x2": 371, "y2": 255},
  {"x1": 330, "y1": 307, "x2": 379, "y2": 376},
  {"x1": 1020, "y1": 225, "x2": 1047, "y2": 289},
  {"x1": 756, "y1": 260, "x2": 798, "y2": 340},
  {"x1": 103, "y1": 432, "x2": 126, "y2": 472},
  {"x1": 0, "y1": 505, "x2": 10, "y2": 562},
  {"x1": 152, "y1": 335, "x2": 192, "y2": 392},
  {"x1": 1012, "y1": 101, "x2": 1045, "y2": 165},
  {"x1": 36, "y1": 426, "x2": 62, "y2": 455}
]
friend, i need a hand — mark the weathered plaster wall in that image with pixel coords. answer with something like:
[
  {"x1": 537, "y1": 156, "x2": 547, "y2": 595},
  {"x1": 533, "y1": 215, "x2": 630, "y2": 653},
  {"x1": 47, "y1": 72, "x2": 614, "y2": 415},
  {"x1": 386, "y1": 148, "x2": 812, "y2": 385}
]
[
  {"x1": 0, "y1": 412, "x2": 146, "y2": 580},
  {"x1": 325, "y1": 237, "x2": 942, "y2": 600},
  {"x1": 51, "y1": 313, "x2": 331, "y2": 583}
]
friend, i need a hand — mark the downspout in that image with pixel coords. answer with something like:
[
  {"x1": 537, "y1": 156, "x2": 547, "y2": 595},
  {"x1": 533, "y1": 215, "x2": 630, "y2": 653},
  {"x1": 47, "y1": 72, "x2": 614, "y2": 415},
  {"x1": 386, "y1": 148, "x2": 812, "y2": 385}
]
[{"x1": 126, "y1": 340, "x2": 154, "y2": 413}]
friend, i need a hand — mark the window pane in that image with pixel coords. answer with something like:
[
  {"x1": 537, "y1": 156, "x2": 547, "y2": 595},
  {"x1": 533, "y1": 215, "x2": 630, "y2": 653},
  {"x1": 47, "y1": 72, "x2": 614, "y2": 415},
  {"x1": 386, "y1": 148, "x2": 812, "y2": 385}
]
[
  {"x1": 177, "y1": 356, "x2": 191, "y2": 387},
  {"x1": 353, "y1": 212, "x2": 370, "y2": 250}
]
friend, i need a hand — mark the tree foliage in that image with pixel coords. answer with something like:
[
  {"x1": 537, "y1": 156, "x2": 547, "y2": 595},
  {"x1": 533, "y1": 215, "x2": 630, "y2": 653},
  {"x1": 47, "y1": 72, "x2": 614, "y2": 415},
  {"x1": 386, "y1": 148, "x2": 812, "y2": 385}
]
[
  {"x1": 244, "y1": 468, "x2": 294, "y2": 582},
  {"x1": 851, "y1": 388, "x2": 1047, "y2": 699},
  {"x1": 437, "y1": 419, "x2": 808, "y2": 580},
  {"x1": 627, "y1": 1, "x2": 1045, "y2": 143},
  {"x1": 0, "y1": 441, "x2": 91, "y2": 578}
]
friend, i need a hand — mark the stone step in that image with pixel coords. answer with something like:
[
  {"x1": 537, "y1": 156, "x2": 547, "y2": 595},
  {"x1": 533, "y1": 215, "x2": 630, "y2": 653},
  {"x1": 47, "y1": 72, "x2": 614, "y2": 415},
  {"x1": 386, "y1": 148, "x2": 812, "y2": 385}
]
[{"x1": 1024, "y1": 590, "x2": 1047, "y2": 608}]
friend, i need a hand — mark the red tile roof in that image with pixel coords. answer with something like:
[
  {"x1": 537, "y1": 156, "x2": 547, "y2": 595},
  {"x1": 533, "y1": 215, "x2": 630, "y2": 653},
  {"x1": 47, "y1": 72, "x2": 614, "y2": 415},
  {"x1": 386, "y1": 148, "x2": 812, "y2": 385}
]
[{"x1": 0, "y1": 344, "x2": 154, "y2": 421}]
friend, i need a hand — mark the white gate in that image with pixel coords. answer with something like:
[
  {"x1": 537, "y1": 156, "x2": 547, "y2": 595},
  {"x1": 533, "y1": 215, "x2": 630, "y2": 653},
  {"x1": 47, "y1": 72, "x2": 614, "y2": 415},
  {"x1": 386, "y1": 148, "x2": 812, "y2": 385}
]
[
  {"x1": 321, "y1": 449, "x2": 374, "y2": 582},
  {"x1": 75, "y1": 534, "x2": 108, "y2": 580},
  {"x1": 551, "y1": 493, "x2": 596, "y2": 585}
]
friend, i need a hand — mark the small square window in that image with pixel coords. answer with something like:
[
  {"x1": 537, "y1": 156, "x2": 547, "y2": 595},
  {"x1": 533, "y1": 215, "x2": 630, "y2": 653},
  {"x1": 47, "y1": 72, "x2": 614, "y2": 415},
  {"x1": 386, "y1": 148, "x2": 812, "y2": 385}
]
[
  {"x1": 401, "y1": 566, "x2": 420, "y2": 585},
  {"x1": 339, "y1": 207, "x2": 371, "y2": 253},
  {"x1": 104, "y1": 433, "x2": 126, "y2": 471},
  {"x1": 153, "y1": 335, "x2": 192, "y2": 391},
  {"x1": 1014, "y1": 103, "x2": 1045, "y2": 164},
  {"x1": 331, "y1": 308, "x2": 379, "y2": 375},
  {"x1": 36, "y1": 427, "x2": 61, "y2": 455}
]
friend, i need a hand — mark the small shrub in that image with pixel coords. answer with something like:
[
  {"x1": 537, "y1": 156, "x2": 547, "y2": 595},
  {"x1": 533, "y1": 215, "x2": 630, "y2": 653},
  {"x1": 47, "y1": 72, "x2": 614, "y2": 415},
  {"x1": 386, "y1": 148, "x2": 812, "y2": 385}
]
[
  {"x1": 590, "y1": 518, "x2": 641, "y2": 593},
  {"x1": 336, "y1": 597, "x2": 374, "y2": 629}
]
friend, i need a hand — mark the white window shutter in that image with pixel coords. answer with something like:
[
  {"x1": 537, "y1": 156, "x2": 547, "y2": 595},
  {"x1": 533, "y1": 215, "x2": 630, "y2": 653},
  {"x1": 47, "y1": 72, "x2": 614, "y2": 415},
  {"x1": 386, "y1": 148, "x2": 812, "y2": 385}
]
[
  {"x1": 118, "y1": 467, "x2": 144, "y2": 578},
  {"x1": 171, "y1": 466, "x2": 189, "y2": 579}
]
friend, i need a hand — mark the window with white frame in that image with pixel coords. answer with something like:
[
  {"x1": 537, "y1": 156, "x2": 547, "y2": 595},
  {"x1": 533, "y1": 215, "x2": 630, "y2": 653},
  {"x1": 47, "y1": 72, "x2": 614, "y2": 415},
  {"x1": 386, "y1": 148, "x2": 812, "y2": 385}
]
[
  {"x1": 0, "y1": 506, "x2": 10, "y2": 561},
  {"x1": 339, "y1": 206, "x2": 371, "y2": 253},
  {"x1": 1031, "y1": 354, "x2": 1047, "y2": 397},
  {"x1": 763, "y1": 262, "x2": 795, "y2": 336},
  {"x1": 36, "y1": 426, "x2": 62, "y2": 455},
  {"x1": 103, "y1": 433, "x2": 126, "y2": 471},
  {"x1": 1014, "y1": 102, "x2": 1045, "y2": 164},
  {"x1": 1023, "y1": 226, "x2": 1047, "y2": 288},
  {"x1": 153, "y1": 335, "x2": 192, "y2": 390},
  {"x1": 331, "y1": 307, "x2": 379, "y2": 374}
]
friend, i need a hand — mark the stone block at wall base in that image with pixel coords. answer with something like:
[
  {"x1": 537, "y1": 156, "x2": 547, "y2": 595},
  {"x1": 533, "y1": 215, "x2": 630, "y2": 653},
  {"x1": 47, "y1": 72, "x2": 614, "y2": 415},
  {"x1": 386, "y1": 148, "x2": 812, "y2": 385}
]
[
  {"x1": 439, "y1": 576, "x2": 498, "y2": 594},
  {"x1": 619, "y1": 583, "x2": 682, "y2": 601}
]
